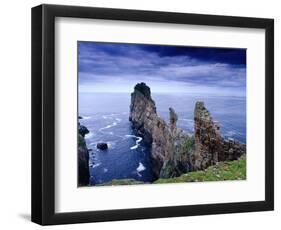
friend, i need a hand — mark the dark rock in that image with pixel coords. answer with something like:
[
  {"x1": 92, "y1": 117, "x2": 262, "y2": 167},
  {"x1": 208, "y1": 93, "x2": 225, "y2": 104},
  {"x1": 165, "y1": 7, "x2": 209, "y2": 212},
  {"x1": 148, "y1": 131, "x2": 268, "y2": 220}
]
[
  {"x1": 223, "y1": 139, "x2": 246, "y2": 161},
  {"x1": 79, "y1": 124, "x2": 89, "y2": 137},
  {"x1": 134, "y1": 82, "x2": 151, "y2": 99},
  {"x1": 169, "y1": 107, "x2": 178, "y2": 131},
  {"x1": 78, "y1": 116, "x2": 83, "y2": 119},
  {"x1": 78, "y1": 134, "x2": 90, "y2": 186},
  {"x1": 97, "y1": 143, "x2": 108, "y2": 150}
]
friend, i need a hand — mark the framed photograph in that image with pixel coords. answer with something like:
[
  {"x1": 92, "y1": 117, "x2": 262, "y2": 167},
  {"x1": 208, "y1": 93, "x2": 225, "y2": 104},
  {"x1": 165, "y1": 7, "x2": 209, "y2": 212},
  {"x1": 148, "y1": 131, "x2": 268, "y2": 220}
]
[{"x1": 31, "y1": 4, "x2": 274, "y2": 225}]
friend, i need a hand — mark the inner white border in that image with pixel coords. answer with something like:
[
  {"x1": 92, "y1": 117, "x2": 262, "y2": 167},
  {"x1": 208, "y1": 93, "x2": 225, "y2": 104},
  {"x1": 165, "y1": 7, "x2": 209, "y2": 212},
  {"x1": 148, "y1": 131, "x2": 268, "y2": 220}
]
[{"x1": 55, "y1": 17, "x2": 265, "y2": 213}]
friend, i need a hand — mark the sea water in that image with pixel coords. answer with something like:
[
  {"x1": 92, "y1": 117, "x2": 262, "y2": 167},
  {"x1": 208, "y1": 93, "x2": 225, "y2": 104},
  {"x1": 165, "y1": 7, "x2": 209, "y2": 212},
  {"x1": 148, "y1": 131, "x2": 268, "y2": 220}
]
[{"x1": 79, "y1": 92, "x2": 246, "y2": 185}]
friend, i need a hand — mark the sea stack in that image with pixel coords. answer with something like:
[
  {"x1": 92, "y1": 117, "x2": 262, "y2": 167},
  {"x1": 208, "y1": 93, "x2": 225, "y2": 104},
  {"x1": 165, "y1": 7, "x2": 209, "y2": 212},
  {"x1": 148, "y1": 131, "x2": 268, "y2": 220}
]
[
  {"x1": 193, "y1": 101, "x2": 246, "y2": 170},
  {"x1": 129, "y1": 82, "x2": 169, "y2": 177},
  {"x1": 193, "y1": 101, "x2": 224, "y2": 170},
  {"x1": 129, "y1": 82, "x2": 157, "y2": 144},
  {"x1": 129, "y1": 83, "x2": 192, "y2": 178}
]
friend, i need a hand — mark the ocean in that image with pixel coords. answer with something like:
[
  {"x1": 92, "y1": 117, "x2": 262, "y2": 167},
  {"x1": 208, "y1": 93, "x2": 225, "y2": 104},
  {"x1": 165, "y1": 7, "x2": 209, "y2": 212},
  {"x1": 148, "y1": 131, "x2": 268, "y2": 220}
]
[{"x1": 79, "y1": 92, "x2": 246, "y2": 185}]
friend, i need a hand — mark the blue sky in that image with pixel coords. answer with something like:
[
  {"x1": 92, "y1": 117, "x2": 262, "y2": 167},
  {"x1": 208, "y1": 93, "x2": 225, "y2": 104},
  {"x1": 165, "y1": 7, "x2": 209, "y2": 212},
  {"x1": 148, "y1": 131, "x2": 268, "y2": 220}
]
[{"x1": 78, "y1": 41, "x2": 246, "y2": 97}]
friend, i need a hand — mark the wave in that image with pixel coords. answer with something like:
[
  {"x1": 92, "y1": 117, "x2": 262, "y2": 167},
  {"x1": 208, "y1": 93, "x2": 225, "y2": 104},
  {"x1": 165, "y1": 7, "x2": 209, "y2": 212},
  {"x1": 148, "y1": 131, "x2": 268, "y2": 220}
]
[
  {"x1": 136, "y1": 162, "x2": 146, "y2": 177},
  {"x1": 125, "y1": 135, "x2": 143, "y2": 150},
  {"x1": 137, "y1": 162, "x2": 145, "y2": 172},
  {"x1": 225, "y1": 130, "x2": 237, "y2": 137},
  {"x1": 85, "y1": 132, "x2": 94, "y2": 139},
  {"x1": 99, "y1": 122, "x2": 117, "y2": 131},
  {"x1": 102, "y1": 113, "x2": 120, "y2": 119},
  {"x1": 109, "y1": 113, "x2": 119, "y2": 116},
  {"x1": 107, "y1": 141, "x2": 116, "y2": 149},
  {"x1": 90, "y1": 163, "x2": 101, "y2": 168}
]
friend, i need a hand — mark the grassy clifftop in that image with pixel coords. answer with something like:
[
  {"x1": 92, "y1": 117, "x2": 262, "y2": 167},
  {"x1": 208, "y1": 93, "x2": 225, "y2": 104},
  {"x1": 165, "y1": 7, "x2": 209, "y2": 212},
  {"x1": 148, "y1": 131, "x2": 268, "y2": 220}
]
[
  {"x1": 97, "y1": 155, "x2": 246, "y2": 186},
  {"x1": 155, "y1": 155, "x2": 246, "y2": 184},
  {"x1": 97, "y1": 179, "x2": 145, "y2": 186}
]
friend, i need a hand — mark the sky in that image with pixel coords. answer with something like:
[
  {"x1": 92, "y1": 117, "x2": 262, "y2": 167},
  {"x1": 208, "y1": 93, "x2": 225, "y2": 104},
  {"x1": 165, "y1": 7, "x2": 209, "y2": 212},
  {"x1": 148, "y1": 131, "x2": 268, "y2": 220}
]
[{"x1": 78, "y1": 41, "x2": 246, "y2": 97}]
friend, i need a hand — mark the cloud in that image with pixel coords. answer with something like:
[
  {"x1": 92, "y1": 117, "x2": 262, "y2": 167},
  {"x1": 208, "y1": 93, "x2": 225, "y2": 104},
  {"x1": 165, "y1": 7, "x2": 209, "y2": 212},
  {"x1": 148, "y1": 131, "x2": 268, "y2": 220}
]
[{"x1": 78, "y1": 42, "x2": 246, "y2": 96}]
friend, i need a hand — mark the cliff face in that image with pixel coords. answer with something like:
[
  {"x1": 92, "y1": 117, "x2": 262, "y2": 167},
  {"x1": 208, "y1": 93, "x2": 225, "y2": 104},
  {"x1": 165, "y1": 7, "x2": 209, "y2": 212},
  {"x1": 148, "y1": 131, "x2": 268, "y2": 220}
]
[
  {"x1": 193, "y1": 101, "x2": 225, "y2": 170},
  {"x1": 224, "y1": 138, "x2": 246, "y2": 161},
  {"x1": 129, "y1": 83, "x2": 192, "y2": 178},
  {"x1": 78, "y1": 123, "x2": 90, "y2": 186},
  {"x1": 193, "y1": 102, "x2": 246, "y2": 170},
  {"x1": 129, "y1": 82, "x2": 157, "y2": 144}
]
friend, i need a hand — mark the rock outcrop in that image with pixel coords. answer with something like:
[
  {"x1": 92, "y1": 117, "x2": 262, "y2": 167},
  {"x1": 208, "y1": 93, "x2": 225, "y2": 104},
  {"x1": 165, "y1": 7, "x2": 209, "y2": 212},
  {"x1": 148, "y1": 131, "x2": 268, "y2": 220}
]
[
  {"x1": 193, "y1": 101, "x2": 246, "y2": 170},
  {"x1": 97, "y1": 143, "x2": 108, "y2": 150},
  {"x1": 193, "y1": 101, "x2": 225, "y2": 170},
  {"x1": 79, "y1": 124, "x2": 89, "y2": 137},
  {"x1": 129, "y1": 82, "x2": 157, "y2": 144},
  {"x1": 223, "y1": 138, "x2": 246, "y2": 161},
  {"x1": 78, "y1": 122, "x2": 90, "y2": 186},
  {"x1": 129, "y1": 83, "x2": 192, "y2": 179}
]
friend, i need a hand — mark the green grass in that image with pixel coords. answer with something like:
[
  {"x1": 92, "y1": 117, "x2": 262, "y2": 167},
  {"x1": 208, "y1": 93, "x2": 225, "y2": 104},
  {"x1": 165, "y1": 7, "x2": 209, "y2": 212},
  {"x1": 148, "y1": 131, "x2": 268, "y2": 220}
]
[
  {"x1": 181, "y1": 136, "x2": 194, "y2": 153},
  {"x1": 97, "y1": 179, "x2": 145, "y2": 186},
  {"x1": 78, "y1": 134, "x2": 86, "y2": 147},
  {"x1": 154, "y1": 155, "x2": 246, "y2": 184},
  {"x1": 95, "y1": 155, "x2": 246, "y2": 186}
]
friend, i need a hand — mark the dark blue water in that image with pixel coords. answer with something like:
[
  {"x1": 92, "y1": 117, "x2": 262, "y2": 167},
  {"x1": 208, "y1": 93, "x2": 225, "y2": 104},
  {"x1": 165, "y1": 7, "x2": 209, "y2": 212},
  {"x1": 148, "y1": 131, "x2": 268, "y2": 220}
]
[{"x1": 79, "y1": 92, "x2": 246, "y2": 185}]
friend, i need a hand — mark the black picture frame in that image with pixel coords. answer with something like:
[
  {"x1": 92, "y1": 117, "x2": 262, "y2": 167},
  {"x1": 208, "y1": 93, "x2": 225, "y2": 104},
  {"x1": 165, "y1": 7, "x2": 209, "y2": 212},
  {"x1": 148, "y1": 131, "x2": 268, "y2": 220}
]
[{"x1": 31, "y1": 4, "x2": 274, "y2": 225}]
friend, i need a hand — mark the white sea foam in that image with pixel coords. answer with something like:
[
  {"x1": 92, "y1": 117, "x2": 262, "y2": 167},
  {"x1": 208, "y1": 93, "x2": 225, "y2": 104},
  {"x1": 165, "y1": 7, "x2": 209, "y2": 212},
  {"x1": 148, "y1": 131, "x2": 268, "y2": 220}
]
[
  {"x1": 85, "y1": 132, "x2": 94, "y2": 139},
  {"x1": 83, "y1": 116, "x2": 91, "y2": 120},
  {"x1": 103, "y1": 113, "x2": 119, "y2": 119},
  {"x1": 130, "y1": 145, "x2": 138, "y2": 150},
  {"x1": 137, "y1": 172, "x2": 142, "y2": 177},
  {"x1": 107, "y1": 141, "x2": 116, "y2": 148},
  {"x1": 226, "y1": 131, "x2": 236, "y2": 137},
  {"x1": 109, "y1": 113, "x2": 119, "y2": 116},
  {"x1": 99, "y1": 122, "x2": 117, "y2": 131},
  {"x1": 103, "y1": 168, "x2": 108, "y2": 173},
  {"x1": 91, "y1": 163, "x2": 101, "y2": 168},
  {"x1": 136, "y1": 162, "x2": 146, "y2": 172},
  {"x1": 126, "y1": 135, "x2": 143, "y2": 150}
]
